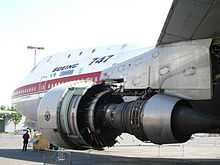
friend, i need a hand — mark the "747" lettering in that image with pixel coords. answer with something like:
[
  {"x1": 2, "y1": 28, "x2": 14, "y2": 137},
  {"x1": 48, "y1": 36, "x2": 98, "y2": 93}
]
[{"x1": 89, "y1": 55, "x2": 114, "y2": 65}]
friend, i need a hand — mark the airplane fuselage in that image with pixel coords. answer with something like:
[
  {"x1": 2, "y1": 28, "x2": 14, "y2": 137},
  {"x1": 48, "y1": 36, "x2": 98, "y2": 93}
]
[{"x1": 12, "y1": 44, "x2": 150, "y2": 123}]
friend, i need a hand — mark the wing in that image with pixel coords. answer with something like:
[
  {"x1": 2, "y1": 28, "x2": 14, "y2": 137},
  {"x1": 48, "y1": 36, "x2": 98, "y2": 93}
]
[{"x1": 157, "y1": 0, "x2": 220, "y2": 46}]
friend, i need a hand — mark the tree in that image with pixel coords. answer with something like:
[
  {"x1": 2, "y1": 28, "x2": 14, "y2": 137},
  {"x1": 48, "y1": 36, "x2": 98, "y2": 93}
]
[
  {"x1": 0, "y1": 106, "x2": 22, "y2": 131},
  {"x1": 0, "y1": 105, "x2": 6, "y2": 111},
  {"x1": 7, "y1": 106, "x2": 22, "y2": 131},
  {"x1": 0, "y1": 105, "x2": 9, "y2": 121}
]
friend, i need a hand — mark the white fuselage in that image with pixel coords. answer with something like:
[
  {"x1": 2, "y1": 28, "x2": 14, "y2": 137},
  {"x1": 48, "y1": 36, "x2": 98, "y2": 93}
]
[{"x1": 12, "y1": 44, "x2": 151, "y2": 122}]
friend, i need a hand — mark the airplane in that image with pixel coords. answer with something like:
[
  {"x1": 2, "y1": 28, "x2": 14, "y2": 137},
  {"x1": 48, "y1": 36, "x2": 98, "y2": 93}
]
[{"x1": 12, "y1": 0, "x2": 220, "y2": 150}]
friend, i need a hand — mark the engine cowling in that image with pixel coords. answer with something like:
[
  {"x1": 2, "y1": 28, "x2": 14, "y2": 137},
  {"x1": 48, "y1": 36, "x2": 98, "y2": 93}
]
[{"x1": 37, "y1": 81, "x2": 123, "y2": 149}]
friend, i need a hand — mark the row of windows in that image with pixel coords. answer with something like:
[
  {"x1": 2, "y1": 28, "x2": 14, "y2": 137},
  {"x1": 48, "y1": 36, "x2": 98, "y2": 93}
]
[
  {"x1": 14, "y1": 77, "x2": 99, "y2": 96},
  {"x1": 15, "y1": 87, "x2": 37, "y2": 95},
  {"x1": 47, "y1": 77, "x2": 98, "y2": 89},
  {"x1": 68, "y1": 49, "x2": 95, "y2": 58},
  {"x1": 46, "y1": 44, "x2": 128, "y2": 64}
]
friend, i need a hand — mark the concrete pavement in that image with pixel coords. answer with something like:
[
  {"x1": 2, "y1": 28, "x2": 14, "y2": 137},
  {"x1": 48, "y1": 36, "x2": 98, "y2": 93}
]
[{"x1": 0, "y1": 134, "x2": 220, "y2": 165}]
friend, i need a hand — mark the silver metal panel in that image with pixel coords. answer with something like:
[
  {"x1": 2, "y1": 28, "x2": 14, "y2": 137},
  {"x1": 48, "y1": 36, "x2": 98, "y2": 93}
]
[
  {"x1": 58, "y1": 86, "x2": 88, "y2": 146},
  {"x1": 125, "y1": 62, "x2": 150, "y2": 89},
  {"x1": 157, "y1": 0, "x2": 220, "y2": 46},
  {"x1": 60, "y1": 89, "x2": 76, "y2": 135},
  {"x1": 37, "y1": 81, "x2": 94, "y2": 147},
  {"x1": 101, "y1": 39, "x2": 212, "y2": 100},
  {"x1": 37, "y1": 85, "x2": 68, "y2": 147},
  {"x1": 142, "y1": 94, "x2": 181, "y2": 144},
  {"x1": 157, "y1": 39, "x2": 212, "y2": 99},
  {"x1": 100, "y1": 48, "x2": 152, "y2": 81},
  {"x1": 68, "y1": 96, "x2": 81, "y2": 136}
]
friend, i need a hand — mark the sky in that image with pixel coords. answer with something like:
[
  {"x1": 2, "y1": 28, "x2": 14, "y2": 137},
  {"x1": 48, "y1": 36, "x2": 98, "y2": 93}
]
[{"x1": 0, "y1": 0, "x2": 172, "y2": 106}]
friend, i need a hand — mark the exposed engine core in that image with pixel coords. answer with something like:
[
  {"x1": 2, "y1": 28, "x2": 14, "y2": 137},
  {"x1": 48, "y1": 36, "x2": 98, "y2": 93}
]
[
  {"x1": 105, "y1": 94, "x2": 220, "y2": 144},
  {"x1": 37, "y1": 82, "x2": 220, "y2": 150}
]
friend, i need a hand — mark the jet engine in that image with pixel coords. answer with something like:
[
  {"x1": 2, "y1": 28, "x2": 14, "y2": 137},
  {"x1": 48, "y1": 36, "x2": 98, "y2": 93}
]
[
  {"x1": 37, "y1": 81, "x2": 123, "y2": 149},
  {"x1": 37, "y1": 81, "x2": 220, "y2": 149}
]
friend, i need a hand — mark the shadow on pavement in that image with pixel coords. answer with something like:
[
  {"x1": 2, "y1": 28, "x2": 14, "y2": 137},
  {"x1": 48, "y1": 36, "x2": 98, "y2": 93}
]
[
  {"x1": 0, "y1": 149, "x2": 220, "y2": 165},
  {"x1": 0, "y1": 149, "x2": 44, "y2": 162}
]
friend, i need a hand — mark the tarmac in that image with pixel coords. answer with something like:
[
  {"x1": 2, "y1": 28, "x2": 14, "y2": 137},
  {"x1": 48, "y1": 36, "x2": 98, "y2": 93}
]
[{"x1": 1, "y1": 134, "x2": 220, "y2": 165}]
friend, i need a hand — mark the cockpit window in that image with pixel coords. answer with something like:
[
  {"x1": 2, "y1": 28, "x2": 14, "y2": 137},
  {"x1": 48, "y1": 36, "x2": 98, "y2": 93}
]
[
  {"x1": 79, "y1": 51, "x2": 83, "y2": 56},
  {"x1": 92, "y1": 49, "x2": 96, "y2": 53},
  {"x1": 67, "y1": 54, "x2": 71, "y2": 58},
  {"x1": 30, "y1": 63, "x2": 39, "y2": 72},
  {"x1": 46, "y1": 56, "x2": 53, "y2": 62}
]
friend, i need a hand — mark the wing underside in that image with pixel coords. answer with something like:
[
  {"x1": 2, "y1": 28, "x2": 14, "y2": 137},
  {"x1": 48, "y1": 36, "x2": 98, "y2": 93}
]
[{"x1": 157, "y1": 0, "x2": 220, "y2": 46}]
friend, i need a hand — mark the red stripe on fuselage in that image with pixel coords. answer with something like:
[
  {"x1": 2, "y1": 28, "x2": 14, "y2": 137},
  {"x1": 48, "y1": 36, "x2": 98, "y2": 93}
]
[{"x1": 12, "y1": 71, "x2": 101, "y2": 98}]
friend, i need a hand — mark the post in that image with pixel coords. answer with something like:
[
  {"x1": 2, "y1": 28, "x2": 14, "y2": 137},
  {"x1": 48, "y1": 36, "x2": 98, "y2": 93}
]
[{"x1": 27, "y1": 46, "x2": 45, "y2": 67}]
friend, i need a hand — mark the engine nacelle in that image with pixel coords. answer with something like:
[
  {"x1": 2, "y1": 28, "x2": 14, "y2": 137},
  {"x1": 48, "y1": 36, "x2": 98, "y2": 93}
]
[{"x1": 37, "y1": 81, "x2": 122, "y2": 149}]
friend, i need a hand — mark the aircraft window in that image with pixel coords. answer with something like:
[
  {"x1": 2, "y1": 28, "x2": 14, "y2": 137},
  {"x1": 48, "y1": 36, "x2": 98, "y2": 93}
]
[
  {"x1": 67, "y1": 54, "x2": 71, "y2": 58},
  {"x1": 30, "y1": 64, "x2": 38, "y2": 72},
  {"x1": 79, "y1": 51, "x2": 83, "y2": 56},
  {"x1": 92, "y1": 49, "x2": 96, "y2": 53},
  {"x1": 46, "y1": 56, "x2": 53, "y2": 62},
  {"x1": 121, "y1": 44, "x2": 127, "y2": 49}
]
